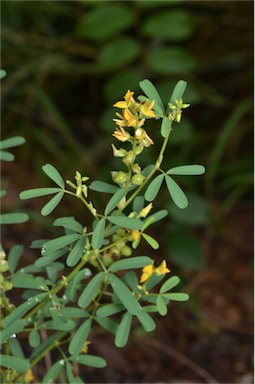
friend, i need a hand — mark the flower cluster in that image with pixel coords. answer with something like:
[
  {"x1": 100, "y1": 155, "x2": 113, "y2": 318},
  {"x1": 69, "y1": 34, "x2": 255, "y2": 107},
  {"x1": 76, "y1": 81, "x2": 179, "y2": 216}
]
[
  {"x1": 168, "y1": 98, "x2": 190, "y2": 123},
  {"x1": 140, "y1": 260, "x2": 170, "y2": 283},
  {"x1": 111, "y1": 91, "x2": 155, "y2": 187}
]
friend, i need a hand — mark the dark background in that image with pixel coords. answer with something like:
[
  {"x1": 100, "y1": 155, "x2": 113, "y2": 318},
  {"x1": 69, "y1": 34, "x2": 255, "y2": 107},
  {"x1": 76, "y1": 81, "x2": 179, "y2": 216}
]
[{"x1": 1, "y1": 1, "x2": 253, "y2": 383}]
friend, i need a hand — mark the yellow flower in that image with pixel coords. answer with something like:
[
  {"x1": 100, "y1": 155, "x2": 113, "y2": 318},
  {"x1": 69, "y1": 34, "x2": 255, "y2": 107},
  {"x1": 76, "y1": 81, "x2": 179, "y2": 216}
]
[
  {"x1": 113, "y1": 90, "x2": 135, "y2": 109},
  {"x1": 139, "y1": 100, "x2": 155, "y2": 118},
  {"x1": 139, "y1": 203, "x2": 153, "y2": 218},
  {"x1": 140, "y1": 263, "x2": 154, "y2": 283},
  {"x1": 135, "y1": 128, "x2": 154, "y2": 147},
  {"x1": 82, "y1": 340, "x2": 91, "y2": 354},
  {"x1": 131, "y1": 229, "x2": 140, "y2": 241},
  {"x1": 155, "y1": 260, "x2": 170, "y2": 276},
  {"x1": 24, "y1": 369, "x2": 34, "y2": 383},
  {"x1": 111, "y1": 144, "x2": 126, "y2": 157},
  {"x1": 113, "y1": 127, "x2": 131, "y2": 142},
  {"x1": 113, "y1": 112, "x2": 127, "y2": 128}
]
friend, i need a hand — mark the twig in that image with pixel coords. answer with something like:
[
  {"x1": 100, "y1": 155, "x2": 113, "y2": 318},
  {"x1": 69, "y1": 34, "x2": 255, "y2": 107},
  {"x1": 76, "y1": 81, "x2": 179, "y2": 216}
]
[{"x1": 143, "y1": 336, "x2": 220, "y2": 384}]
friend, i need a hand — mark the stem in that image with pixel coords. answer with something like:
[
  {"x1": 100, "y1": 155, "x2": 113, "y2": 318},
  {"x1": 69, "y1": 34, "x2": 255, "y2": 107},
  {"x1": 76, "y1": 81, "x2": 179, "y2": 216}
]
[
  {"x1": 64, "y1": 189, "x2": 99, "y2": 220},
  {"x1": 24, "y1": 252, "x2": 90, "y2": 321},
  {"x1": 124, "y1": 130, "x2": 171, "y2": 208}
]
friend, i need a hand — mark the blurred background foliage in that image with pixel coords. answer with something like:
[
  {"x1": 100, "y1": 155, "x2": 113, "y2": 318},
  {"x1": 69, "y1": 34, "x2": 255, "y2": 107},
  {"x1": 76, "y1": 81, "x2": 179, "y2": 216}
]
[{"x1": 1, "y1": 0, "x2": 253, "y2": 273}]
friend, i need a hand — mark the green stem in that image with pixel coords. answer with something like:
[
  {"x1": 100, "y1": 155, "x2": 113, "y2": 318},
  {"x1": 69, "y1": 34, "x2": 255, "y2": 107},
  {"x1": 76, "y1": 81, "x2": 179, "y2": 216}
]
[
  {"x1": 24, "y1": 252, "x2": 90, "y2": 321},
  {"x1": 124, "y1": 130, "x2": 171, "y2": 208}
]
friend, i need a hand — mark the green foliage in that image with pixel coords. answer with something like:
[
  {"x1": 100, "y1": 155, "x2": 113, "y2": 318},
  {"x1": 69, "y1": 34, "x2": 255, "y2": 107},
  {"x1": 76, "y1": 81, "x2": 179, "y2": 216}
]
[{"x1": 1, "y1": 79, "x2": 203, "y2": 383}]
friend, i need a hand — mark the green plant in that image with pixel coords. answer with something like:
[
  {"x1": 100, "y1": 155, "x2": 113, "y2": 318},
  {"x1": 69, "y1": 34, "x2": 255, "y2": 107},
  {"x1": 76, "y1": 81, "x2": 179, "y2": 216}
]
[{"x1": 0, "y1": 79, "x2": 205, "y2": 383}]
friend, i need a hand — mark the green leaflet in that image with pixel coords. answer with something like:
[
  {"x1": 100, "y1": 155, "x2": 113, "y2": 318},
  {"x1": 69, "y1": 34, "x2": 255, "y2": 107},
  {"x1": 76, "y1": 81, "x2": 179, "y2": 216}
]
[
  {"x1": 108, "y1": 274, "x2": 141, "y2": 315},
  {"x1": 89, "y1": 180, "x2": 118, "y2": 194},
  {"x1": 96, "y1": 303, "x2": 125, "y2": 318},
  {"x1": 108, "y1": 256, "x2": 151, "y2": 272},
  {"x1": 41, "y1": 190, "x2": 64, "y2": 216},
  {"x1": 161, "y1": 116, "x2": 171, "y2": 138},
  {"x1": 42, "y1": 163, "x2": 65, "y2": 189},
  {"x1": 12, "y1": 272, "x2": 48, "y2": 291},
  {"x1": 146, "y1": 209, "x2": 168, "y2": 224},
  {"x1": 28, "y1": 329, "x2": 41, "y2": 348},
  {"x1": 20, "y1": 187, "x2": 61, "y2": 199},
  {"x1": 136, "y1": 310, "x2": 156, "y2": 332},
  {"x1": 68, "y1": 318, "x2": 92, "y2": 355},
  {"x1": 107, "y1": 215, "x2": 143, "y2": 230},
  {"x1": 94, "y1": 316, "x2": 118, "y2": 335},
  {"x1": 9, "y1": 338, "x2": 25, "y2": 359},
  {"x1": 42, "y1": 361, "x2": 63, "y2": 383},
  {"x1": 78, "y1": 272, "x2": 105, "y2": 308},
  {"x1": 0, "y1": 151, "x2": 14, "y2": 161},
  {"x1": 167, "y1": 164, "x2": 205, "y2": 175},
  {"x1": 53, "y1": 217, "x2": 84, "y2": 234},
  {"x1": 91, "y1": 218, "x2": 106, "y2": 250},
  {"x1": 35, "y1": 248, "x2": 68, "y2": 267},
  {"x1": 0, "y1": 213, "x2": 29, "y2": 225},
  {"x1": 160, "y1": 276, "x2": 180, "y2": 293},
  {"x1": 7, "y1": 245, "x2": 23, "y2": 273},
  {"x1": 115, "y1": 312, "x2": 133, "y2": 348},
  {"x1": 141, "y1": 233, "x2": 159, "y2": 250},
  {"x1": 139, "y1": 79, "x2": 165, "y2": 113},
  {"x1": 0, "y1": 354, "x2": 30, "y2": 372},
  {"x1": 165, "y1": 175, "x2": 188, "y2": 209},
  {"x1": 59, "y1": 308, "x2": 89, "y2": 319},
  {"x1": 76, "y1": 4, "x2": 134, "y2": 41},
  {"x1": 156, "y1": 295, "x2": 168, "y2": 316},
  {"x1": 0, "y1": 136, "x2": 25, "y2": 149},
  {"x1": 0, "y1": 69, "x2": 6, "y2": 79},
  {"x1": 70, "y1": 354, "x2": 106, "y2": 368},
  {"x1": 104, "y1": 188, "x2": 126, "y2": 216},
  {"x1": 169, "y1": 80, "x2": 187, "y2": 105},
  {"x1": 43, "y1": 233, "x2": 81, "y2": 254},
  {"x1": 3, "y1": 293, "x2": 48, "y2": 328},
  {"x1": 66, "y1": 237, "x2": 86, "y2": 267},
  {"x1": 66, "y1": 362, "x2": 83, "y2": 384},
  {"x1": 162, "y1": 292, "x2": 189, "y2": 301},
  {"x1": 48, "y1": 308, "x2": 76, "y2": 331},
  {"x1": 1, "y1": 320, "x2": 28, "y2": 346},
  {"x1": 144, "y1": 174, "x2": 165, "y2": 202}
]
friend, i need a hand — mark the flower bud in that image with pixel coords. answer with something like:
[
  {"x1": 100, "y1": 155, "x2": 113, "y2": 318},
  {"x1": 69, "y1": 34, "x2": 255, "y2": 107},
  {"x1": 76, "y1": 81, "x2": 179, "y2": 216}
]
[
  {"x1": 3, "y1": 281, "x2": 13, "y2": 291},
  {"x1": 0, "y1": 260, "x2": 9, "y2": 273},
  {"x1": 134, "y1": 144, "x2": 144, "y2": 156},
  {"x1": 0, "y1": 251, "x2": 6, "y2": 261},
  {"x1": 131, "y1": 174, "x2": 145, "y2": 186},
  {"x1": 117, "y1": 196, "x2": 126, "y2": 210},
  {"x1": 121, "y1": 246, "x2": 132, "y2": 257},
  {"x1": 139, "y1": 203, "x2": 153, "y2": 218},
  {"x1": 123, "y1": 151, "x2": 136, "y2": 166},
  {"x1": 113, "y1": 171, "x2": 128, "y2": 184},
  {"x1": 111, "y1": 144, "x2": 126, "y2": 158},
  {"x1": 102, "y1": 254, "x2": 113, "y2": 267},
  {"x1": 131, "y1": 163, "x2": 141, "y2": 174}
]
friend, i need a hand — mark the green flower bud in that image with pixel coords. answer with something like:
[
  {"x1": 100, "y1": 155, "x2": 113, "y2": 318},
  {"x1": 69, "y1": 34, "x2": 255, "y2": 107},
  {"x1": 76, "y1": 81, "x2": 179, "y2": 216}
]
[
  {"x1": 131, "y1": 174, "x2": 145, "y2": 186},
  {"x1": 116, "y1": 228, "x2": 126, "y2": 237},
  {"x1": 123, "y1": 151, "x2": 136, "y2": 166},
  {"x1": 117, "y1": 196, "x2": 126, "y2": 210},
  {"x1": 121, "y1": 246, "x2": 132, "y2": 257},
  {"x1": 111, "y1": 144, "x2": 126, "y2": 158},
  {"x1": 113, "y1": 171, "x2": 128, "y2": 184},
  {"x1": 0, "y1": 251, "x2": 6, "y2": 261},
  {"x1": 0, "y1": 260, "x2": 9, "y2": 273},
  {"x1": 102, "y1": 254, "x2": 113, "y2": 267},
  {"x1": 131, "y1": 163, "x2": 141, "y2": 174},
  {"x1": 0, "y1": 274, "x2": 4, "y2": 284},
  {"x1": 3, "y1": 281, "x2": 13, "y2": 291},
  {"x1": 134, "y1": 144, "x2": 144, "y2": 155}
]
